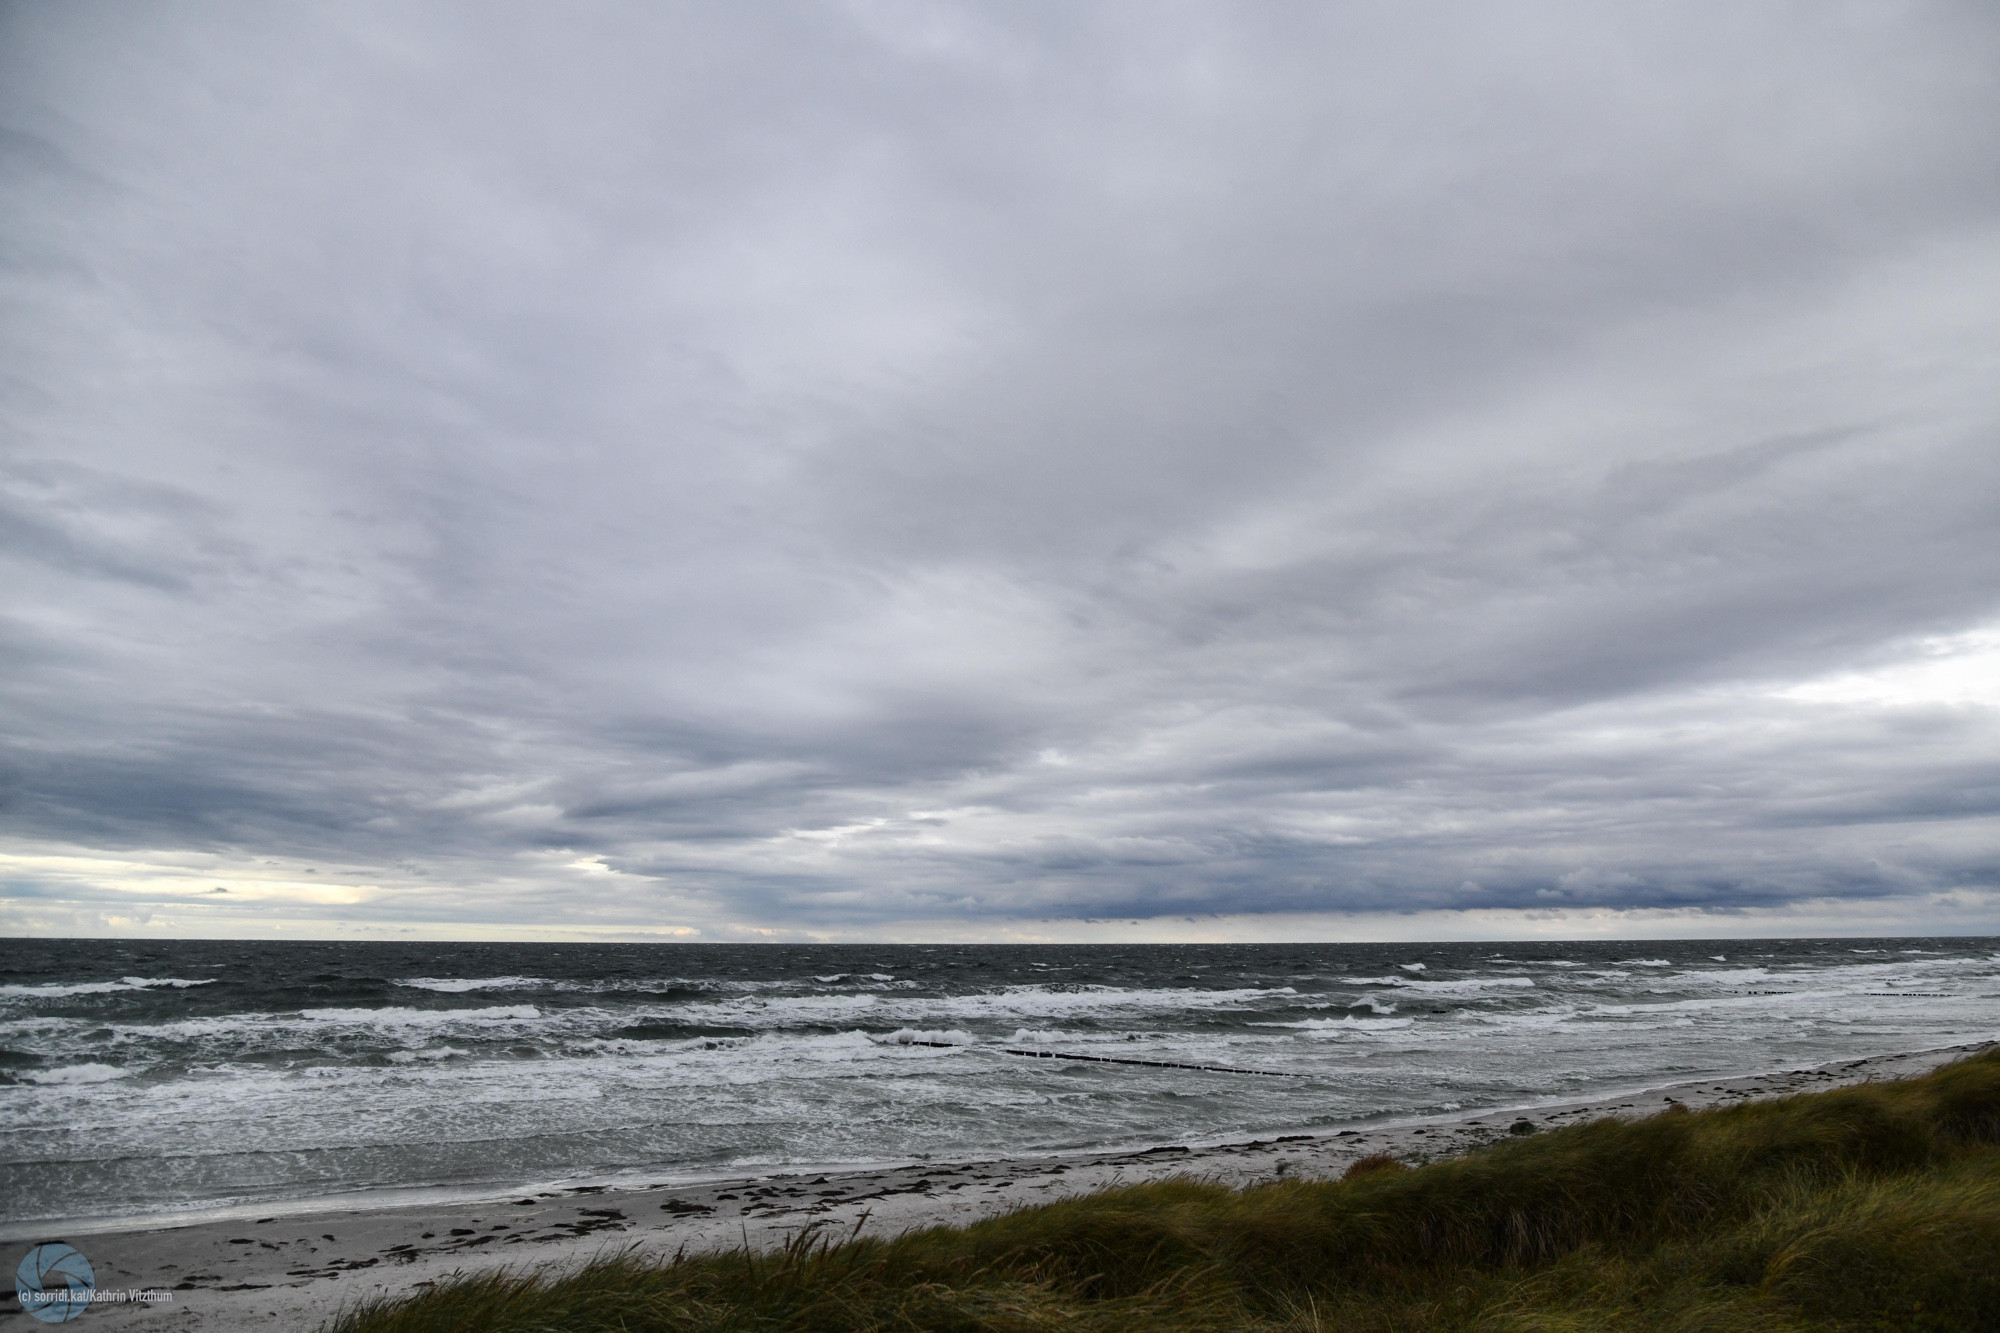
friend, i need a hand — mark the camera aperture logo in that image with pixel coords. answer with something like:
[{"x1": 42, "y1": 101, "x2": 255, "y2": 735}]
[
  {"x1": 15, "y1": 1243, "x2": 93, "y2": 1323},
  {"x1": 14, "y1": 1243, "x2": 173, "y2": 1323}
]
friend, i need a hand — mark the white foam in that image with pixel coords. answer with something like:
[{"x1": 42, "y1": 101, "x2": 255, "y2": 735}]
[
  {"x1": 395, "y1": 977, "x2": 545, "y2": 993},
  {"x1": 0, "y1": 977, "x2": 215, "y2": 999},
  {"x1": 23, "y1": 1063, "x2": 129, "y2": 1085},
  {"x1": 385, "y1": 1047, "x2": 471, "y2": 1063},
  {"x1": 876, "y1": 1028, "x2": 974, "y2": 1046},
  {"x1": 731, "y1": 1029, "x2": 880, "y2": 1061},
  {"x1": 660, "y1": 984, "x2": 1295, "y2": 1032},
  {"x1": 1398, "y1": 962, "x2": 1427, "y2": 973},
  {"x1": 89, "y1": 1013, "x2": 288, "y2": 1042},
  {"x1": 1278, "y1": 1016, "x2": 1416, "y2": 1033},
  {"x1": 298, "y1": 1005, "x2": 541, "y2": 1026},
  {"x1": 1373, "y1": 976, "x2": 1536, "y2": 995},
  {"x1": 1674, "y1": 968, "x2": 1772, "y2": 986},
  {"x1": 0, "y1": 982, "x2": 132, "y2": 998}
]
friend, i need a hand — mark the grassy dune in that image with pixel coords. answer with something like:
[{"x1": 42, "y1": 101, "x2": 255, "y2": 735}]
[{"x1": 328, "y1": 1049, "x2": 2000, "y2": 1331}]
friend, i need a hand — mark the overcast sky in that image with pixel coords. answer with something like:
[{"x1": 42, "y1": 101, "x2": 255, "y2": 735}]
[{"x1": 3, "y1": 1, "x2": 1998, "y2": 941}]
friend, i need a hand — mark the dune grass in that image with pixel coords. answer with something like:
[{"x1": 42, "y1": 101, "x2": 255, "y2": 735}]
[{"x1": 326, "y1": 1048, "x2": 2000, "y2": 1331}]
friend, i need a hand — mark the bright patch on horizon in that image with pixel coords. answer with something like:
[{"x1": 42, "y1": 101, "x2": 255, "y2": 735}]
[{"x1": 0, "y1": 848, "x2": 382, "y2": 905}]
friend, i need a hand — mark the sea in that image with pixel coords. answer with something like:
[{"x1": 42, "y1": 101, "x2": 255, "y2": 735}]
[{"x1": 2, "y1": 937, "x2": 1997, "y2": 1230}]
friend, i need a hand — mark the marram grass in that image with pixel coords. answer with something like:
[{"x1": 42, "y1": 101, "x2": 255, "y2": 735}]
[{"x1": 326, "y1": 1048, "x2": 2000, "y2": 1331}]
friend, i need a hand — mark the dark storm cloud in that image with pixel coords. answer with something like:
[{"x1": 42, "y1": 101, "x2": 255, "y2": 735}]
[{"x1": 3, "y1": 1, "x2": 1999, "y2": 935}]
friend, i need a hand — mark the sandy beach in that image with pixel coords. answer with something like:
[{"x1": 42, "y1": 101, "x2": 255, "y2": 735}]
[{"x1": 6, "y1": 1040, "x2": 1985, "y2": 1331}]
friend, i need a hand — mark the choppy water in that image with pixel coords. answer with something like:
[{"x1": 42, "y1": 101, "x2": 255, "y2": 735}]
[{"x1": 2, "y1": 938, "x2": 1997, "y2": 1227}]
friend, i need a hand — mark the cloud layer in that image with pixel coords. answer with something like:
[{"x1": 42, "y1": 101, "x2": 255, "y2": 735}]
[{"x1": 3, "y1": 1, "x2": 1998, "y2": 938}]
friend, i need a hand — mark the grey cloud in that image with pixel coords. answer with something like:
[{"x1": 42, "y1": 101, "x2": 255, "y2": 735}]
[{"x1": 2, "y1": 1, "x2": 1998, "y2": 935}]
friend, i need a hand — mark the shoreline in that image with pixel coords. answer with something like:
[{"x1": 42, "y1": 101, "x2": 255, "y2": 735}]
[{"x1": 17, "y1": 1039, "x2": 1991, "y2": 1331}]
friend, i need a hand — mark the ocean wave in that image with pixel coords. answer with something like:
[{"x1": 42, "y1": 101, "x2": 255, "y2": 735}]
[
  {"x1": 659, "y1": 984, "x2": 1296, "y2": 1031},
  {"x1": 0, "y1": 977, "x2": 216, "y2": 999},
  {"x1": 876, "y1": 1028, "x2": 974, "y2": 1046},
  {"x1": 1624, "y1": 957, "x2": 1992, "y2": 994},
  {"x1": 513, "y1": 975, "x2": 919, "y2": 998},
  {"x1": 21, "y1": 1062, "x2": 130, "y2": 1085},
  {"x1": 1275, "y1": 1015, "x2": 1416, "y2": 1033},
  {"x1": 298, "y1": 1005, "x2": 542, "y2": 1025},
  {"x1": 385, "y1": 1046, "x2": 471, "y2": 1063},
  {"x1": 1358, "y1": 976, "x2": 1536, "y2": 995},
  {"x1": 8, "y1": 939, "x2": 2000, "y2": 1232},
  {"x1": 1672, "y1": 968, "x2": 1773, "y2": 986}
]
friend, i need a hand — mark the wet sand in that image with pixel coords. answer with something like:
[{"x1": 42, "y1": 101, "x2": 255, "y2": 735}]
[{"x1": 6, "y1": 1041, "x2": 1986, "y2": 1331}]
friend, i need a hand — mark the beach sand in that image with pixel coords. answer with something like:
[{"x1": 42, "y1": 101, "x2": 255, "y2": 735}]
[{"x1": 7, "y1": 1041, "x2": 1986, "y2": 1331}]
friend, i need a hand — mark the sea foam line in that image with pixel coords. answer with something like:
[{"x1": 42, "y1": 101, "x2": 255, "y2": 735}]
[{"x1": 0, "y1": 977, "x2": 216, "y2": 999}]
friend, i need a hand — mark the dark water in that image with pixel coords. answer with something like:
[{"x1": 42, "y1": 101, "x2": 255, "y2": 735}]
[{"x1": 2, "y1": 937, "x2": 1996, "y2": 1227}]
